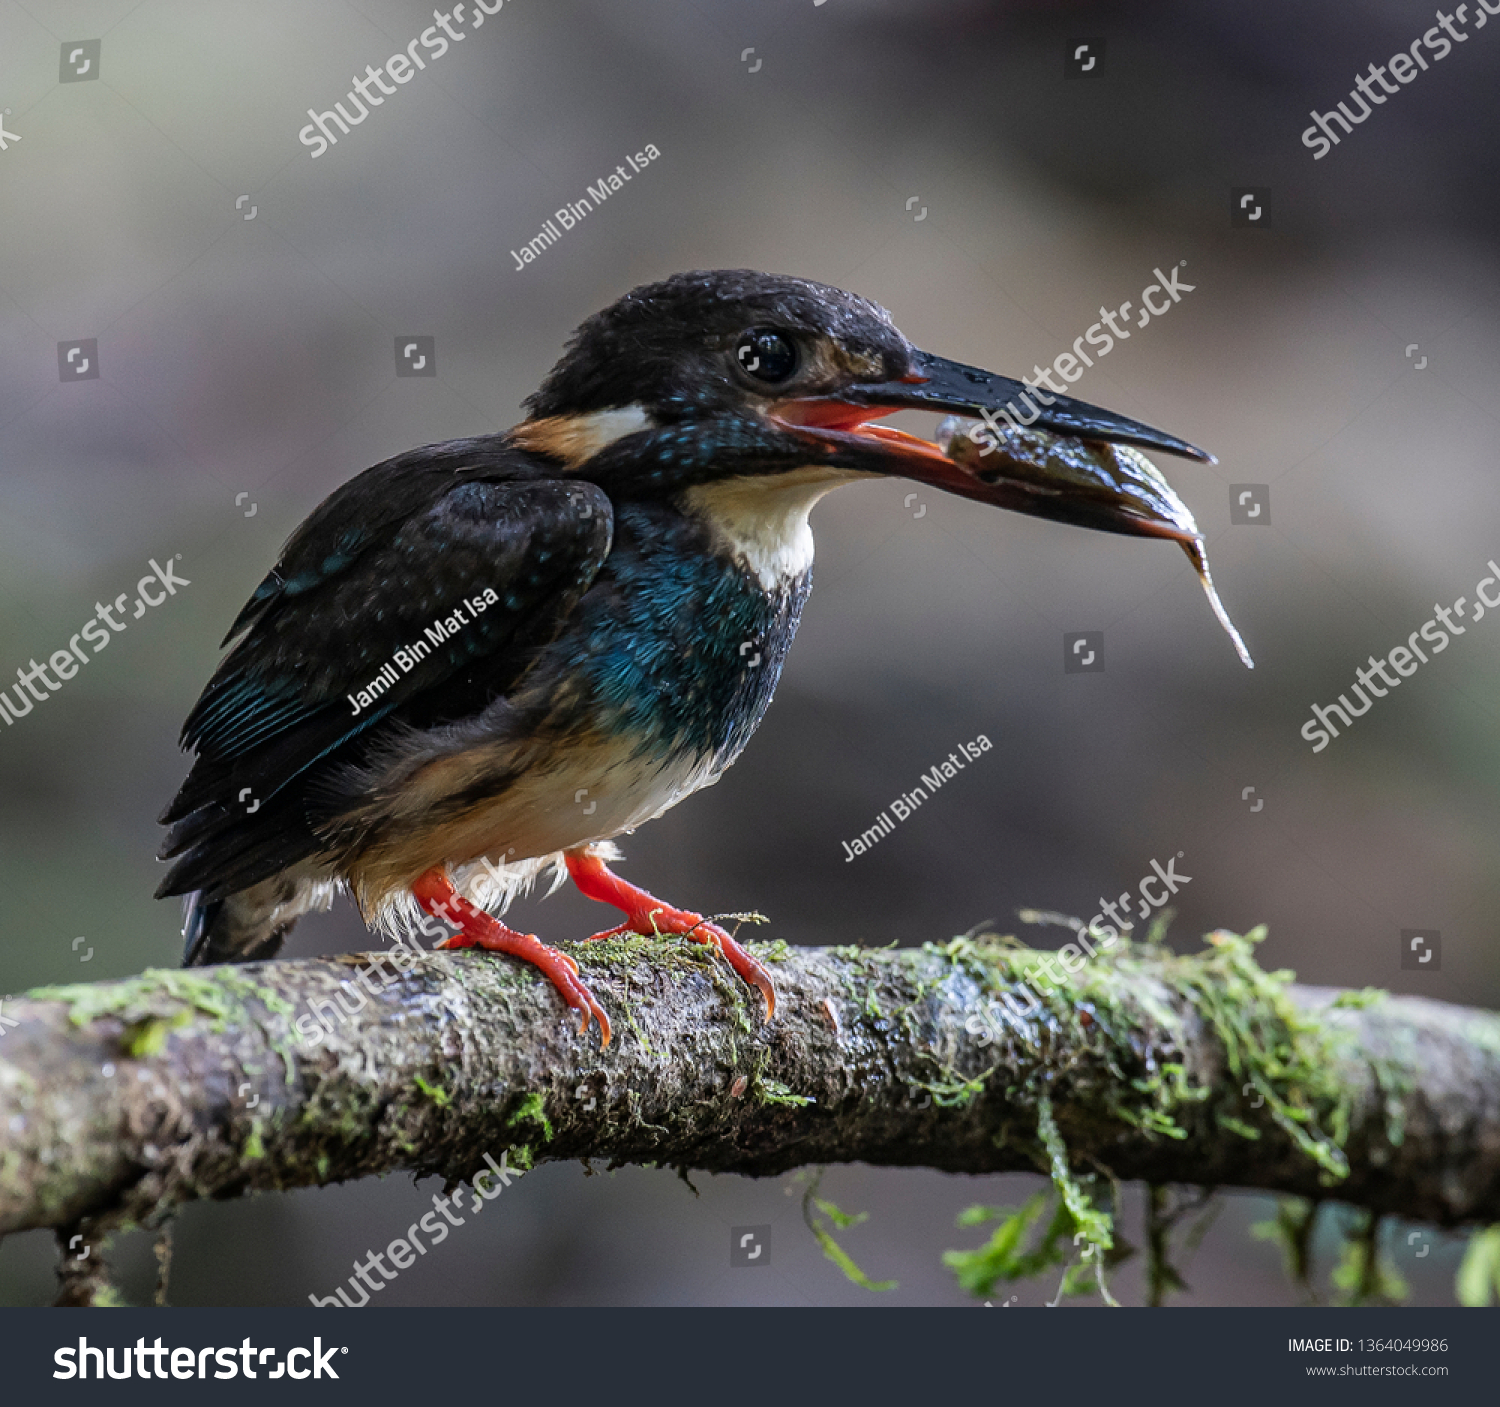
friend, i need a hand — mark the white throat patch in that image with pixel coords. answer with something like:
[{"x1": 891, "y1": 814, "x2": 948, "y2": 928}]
[{"x1": 679, "y1": 467, "x2": 870, "y2": 590}]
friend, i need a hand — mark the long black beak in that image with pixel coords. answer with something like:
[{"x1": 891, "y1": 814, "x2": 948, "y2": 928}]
[{"x1": 839, "y1": 349, "x2": 1214, "y2": 464}]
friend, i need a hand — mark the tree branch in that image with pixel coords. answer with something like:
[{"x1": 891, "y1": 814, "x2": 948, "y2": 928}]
[{"x1": 1, "y1": 928, "x2": 1497, "y2": 1260}]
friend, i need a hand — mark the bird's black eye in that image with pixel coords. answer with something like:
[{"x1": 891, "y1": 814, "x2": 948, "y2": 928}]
[{"x1": 734, "y1": 328, "x2": 798, "y2": 384}]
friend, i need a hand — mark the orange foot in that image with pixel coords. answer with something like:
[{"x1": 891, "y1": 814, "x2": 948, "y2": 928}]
[
  {"x1": 564, "y1": 850, "x2": 776, "y2": 1020},
  {"x1": 412, "y1": 867, "x2": 610, "y2": 1047}
]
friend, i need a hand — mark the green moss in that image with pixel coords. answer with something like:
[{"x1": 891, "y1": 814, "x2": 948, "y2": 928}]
[
  {"x1": 968, "y1": 926, "x2": 1351, "y2": 1180},
  {"x1": 943, "y1": 1192, "x2": 1067, "y2": 1295},
  {"x1": 27, "y1": 966, "x2": 304, "y2": 1086},
  {"x1": 120, "y1": 1009, "x2": 194, "y2": 1059},
  {"x1": 29, "y1": 969, "x2": 243, "y2": 1029},
  {"x1": 85, "y1": 1284, "x2": 131, "y2": 1308},
  {"x1": 507, "y1": 1091, "x2": 553, "y2": 1143},
  {"x1": 800, "y1": 1170, "x2": 895, "y2": 1292},
  {"x1": 754, "y1": 1076, "x2": 813, "y2": 1108},
  {"x1": 1457, "y1": 1225, "x2": 1500, "y2": 1307},
  {"x1": 943, "y1": 1183, "x2": 1132, "y2": 1304},
  {"x1": 919, "y1": 1067, "x2": 999, "y2": 1109},
  {"x1": 1036, "y1": 1093, "x2": 1117, "y2": 1305},
  {"x1": 242, "y1": 1123, "x2": 266, "y2": 1162},
  {"x1": 1330, "y1": 1211, "x2": 1407, "y2": 1305},
  {"x1": 1347, "y1": 1014, "x2": 1416, "y2": 1150},
  {"x1": 577, "y1": 929, "x2": 769, "y2": 1044},
  {"x1": 1252, "y1": 1197, "x2": 1320, "y2": 1298},
  {"x1": 576, "y1": 931, "x2": 716, "y2": 977},
  {"x1": 618, "y1": 998, "x2": 657, "y2": 1057},
  {"x1": 932, "y1": 923, "x2": 1376, "y2": 1304},
  {"x1": 1176, "y1": 929, "x2": 1349, "y2": 1179},
  {"x1": 413, "y1": 1075, "x2": 451, "y2": 1108},
  {"x1": 942, "y1": 1093, "x2": 1126, "y2": 1306}
]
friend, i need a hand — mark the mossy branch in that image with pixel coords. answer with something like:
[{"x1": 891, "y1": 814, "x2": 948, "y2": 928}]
[{"x1": 1, "y1": 928, "x2": 1498, "y2": 1268}]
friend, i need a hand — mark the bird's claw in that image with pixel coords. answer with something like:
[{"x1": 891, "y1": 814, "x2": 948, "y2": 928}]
[
  {"x1": 587, "y1": 907, "x2": 776, "y2": 1020},
  {"x1": 419, "y1": 869, "x2": 610, "y2": 1046},
  {"x1": 444, "y1": 925, "x2": 608, "y2": 1045},
  {"x1": 702, "y1": 918, "x2": 777, "y2": 1021}
]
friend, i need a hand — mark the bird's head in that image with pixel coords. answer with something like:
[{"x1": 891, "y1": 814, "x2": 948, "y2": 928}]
[{"x1": 515, "y1": 268, "x2": 1212, "y2": 535}]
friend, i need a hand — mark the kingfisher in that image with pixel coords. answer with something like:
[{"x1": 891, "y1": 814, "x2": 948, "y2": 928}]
[{"x1": 158, "y1": 269, "x2": 1228, "y2": 1047}]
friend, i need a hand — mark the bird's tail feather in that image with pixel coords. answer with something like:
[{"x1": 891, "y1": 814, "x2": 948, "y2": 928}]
[
  {"x1": 180, "y1": 872, "x2": 333, "y2": 966},
  {"x1": 180, "y1": 892, "x2": 223, "y2": 965}
]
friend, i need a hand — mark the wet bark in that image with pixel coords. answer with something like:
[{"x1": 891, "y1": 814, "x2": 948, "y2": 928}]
[{"x1": 1, "y1": 932, "x2": 1496, "y2": 1277}]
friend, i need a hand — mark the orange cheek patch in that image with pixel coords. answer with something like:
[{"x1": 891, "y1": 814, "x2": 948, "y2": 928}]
[
  {"x1": 508, "y1": 415, "x2": 601, "y2": 469},
  {"x1": 509, "y1": 406, "x2": 653, "y2": 469}
]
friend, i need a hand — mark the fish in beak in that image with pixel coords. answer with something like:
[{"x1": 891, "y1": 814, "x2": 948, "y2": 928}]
[
  {"x1": 934, "y1": 416, "x2": 1253, "y2": 669},
  {"x1": 769, "y1": 350, "x2": 1252, "y2": 668}
]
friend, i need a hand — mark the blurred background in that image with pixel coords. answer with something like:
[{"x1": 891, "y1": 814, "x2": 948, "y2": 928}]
[{"x1": 1, "y1": 0, "x2": 1497, "y2": 1307}]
